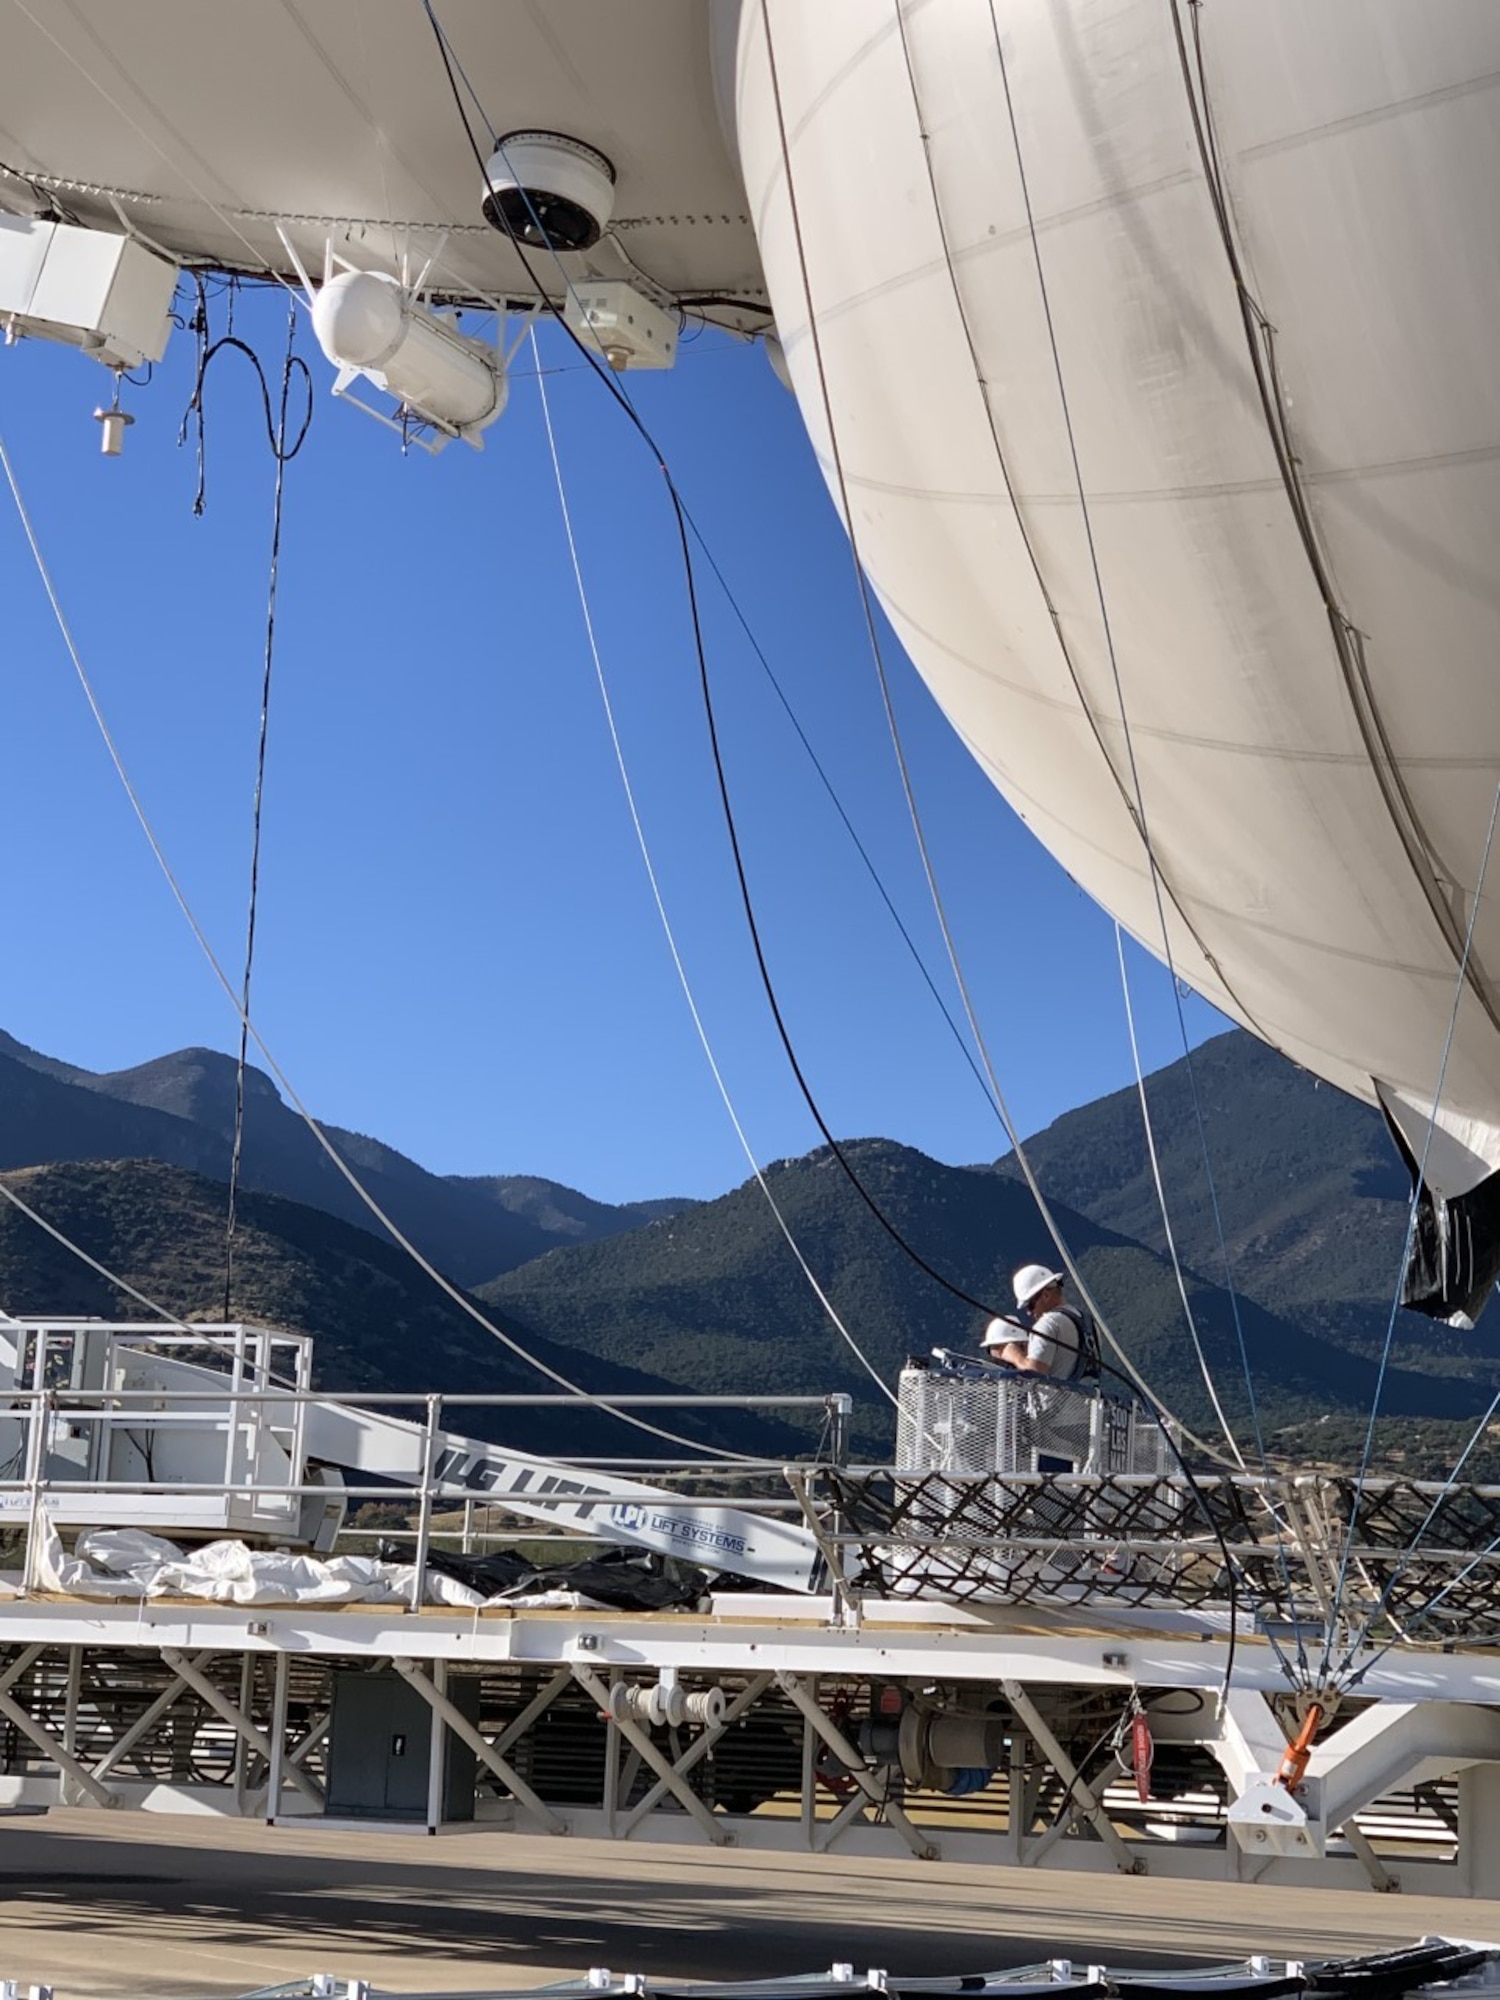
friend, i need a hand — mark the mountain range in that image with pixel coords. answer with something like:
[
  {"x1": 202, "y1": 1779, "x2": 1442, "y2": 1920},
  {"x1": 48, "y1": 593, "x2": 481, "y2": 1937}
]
[
  {"x1": 0, "y1": 1029, "x2": 690, "y2": 1283},
  {"x1": 0, "y1": 1026, "x2": 1494, "y2": 1468}
]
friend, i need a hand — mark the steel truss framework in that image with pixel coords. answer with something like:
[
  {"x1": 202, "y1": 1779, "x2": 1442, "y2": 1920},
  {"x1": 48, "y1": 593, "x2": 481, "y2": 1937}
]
[{"x1": 1, "y1": 1592, "x2": 1499, "y2": 1897}]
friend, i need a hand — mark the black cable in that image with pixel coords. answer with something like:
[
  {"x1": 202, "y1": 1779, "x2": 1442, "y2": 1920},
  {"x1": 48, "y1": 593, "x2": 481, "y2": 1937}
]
[
  {"x1": 420, "y1": 0, "x2": 1012, "y2": 1328},
  {"x1": 178, "y1": 275, "x2": 313, "y2": 515},
  {"x1": 223, "y1": 295, "x2": 300, "y2": 1316},
  {"x1": 683, "y1": 516, "x2": 1007, "y2": 1125},
  {"x1": 676, "y1": 294, "x2": 775, "y2": 317}
]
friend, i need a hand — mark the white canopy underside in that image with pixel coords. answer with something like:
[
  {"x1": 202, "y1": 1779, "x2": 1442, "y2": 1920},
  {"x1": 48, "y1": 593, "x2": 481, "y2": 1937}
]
[
  {"x1": 0, "y1": 1, "x2": 765, "y2": 315},
  {"x1": 6, "y1": 1, "x2": 1500, "y2": 1194}
]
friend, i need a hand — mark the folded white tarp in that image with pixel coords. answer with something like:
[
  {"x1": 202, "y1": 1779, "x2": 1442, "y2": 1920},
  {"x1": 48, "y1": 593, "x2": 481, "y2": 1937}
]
[{"x1": 31, "y1": 1523, "x2": 607, "y2": 1610}]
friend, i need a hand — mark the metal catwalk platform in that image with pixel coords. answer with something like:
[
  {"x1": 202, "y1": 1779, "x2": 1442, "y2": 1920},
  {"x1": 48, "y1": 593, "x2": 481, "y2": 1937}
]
[{"x1": 2, "y1": 1322, "x2": 1499, "y2": 1897}]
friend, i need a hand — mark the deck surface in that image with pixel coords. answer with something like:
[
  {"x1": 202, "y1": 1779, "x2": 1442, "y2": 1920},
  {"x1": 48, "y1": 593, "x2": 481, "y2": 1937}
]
[{"x1": 2, "y1": 1809, "x2": 1498, "y2": 2000}]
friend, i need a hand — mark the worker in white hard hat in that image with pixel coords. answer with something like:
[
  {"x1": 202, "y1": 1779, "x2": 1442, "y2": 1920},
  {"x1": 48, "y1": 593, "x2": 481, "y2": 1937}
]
[{"x1": 979, "y1": 1264, "x2": 1081, "y2": 1380}]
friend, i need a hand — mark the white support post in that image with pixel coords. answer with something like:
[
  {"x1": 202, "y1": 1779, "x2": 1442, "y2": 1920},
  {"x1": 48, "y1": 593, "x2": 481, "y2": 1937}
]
[
  {"x1": 233, "y1": 1653, "x2": 254, "y2": 1808},
  {"x1": 21, "y1": 1388, "x2": 50, "y2": 1594},
  {"x1": 61, "y1": 1646, "x2": 82, "y2": 1807},
  {"x1": 603, "y1": 1668, "x2": 623, "y2": 1836},
  {"x1": 1002, "y1": 1728, "x2": 1027, "y2": 1865},
  {"x1": 0, "y1": 1646, "x2": 116, "y2": 1811},
  {"x1": 776, "y1": 1671, "x2": 937, "y2": 1862},
  {"x1": 1460, "y1": 1763, "x2": 1500, "y2": 1896},
  {"x1": 799, "y1": 1692, "x2": 817, "y2": 1849},
  {"x1": 391, "y1": 1656, "x2": 564, "y2": 1834},
  {"x1": 426, "y1": 1658, "x2": 447, "y2": 1835},
  {"x1": 265, "y1": 1649, "x2": 289, "y2": 1824}
]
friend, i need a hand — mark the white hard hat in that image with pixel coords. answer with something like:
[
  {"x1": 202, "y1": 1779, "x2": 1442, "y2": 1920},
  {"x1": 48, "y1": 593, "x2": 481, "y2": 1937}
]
[
  {"x1": 981, "y1": 1317, "x2": 1018, "y2": 1349},
  {"x1": 1013, "y1": 1264, "x2": 1065, "y2": 1309}
]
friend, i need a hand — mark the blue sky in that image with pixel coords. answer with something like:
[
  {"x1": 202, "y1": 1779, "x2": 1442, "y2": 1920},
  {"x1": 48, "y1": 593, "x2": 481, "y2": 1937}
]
[{"x1": 0, "y1": 285, "x2": 1226, "y2": 1204}]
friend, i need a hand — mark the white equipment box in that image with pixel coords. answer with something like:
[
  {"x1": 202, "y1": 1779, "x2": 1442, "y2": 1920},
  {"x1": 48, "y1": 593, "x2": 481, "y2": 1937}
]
[{"x1": 0, "y1": 216, "x2": 177, "y2": 368}]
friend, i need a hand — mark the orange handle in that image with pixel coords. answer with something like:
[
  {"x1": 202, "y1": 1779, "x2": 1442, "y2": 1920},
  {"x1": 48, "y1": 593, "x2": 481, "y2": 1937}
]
[{"x1": 1274, "y1": 1701, "x2": 1324, "y2": 1791}]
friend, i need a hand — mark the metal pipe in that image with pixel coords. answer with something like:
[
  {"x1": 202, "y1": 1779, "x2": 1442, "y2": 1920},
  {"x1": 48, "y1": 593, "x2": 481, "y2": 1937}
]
[{"x1": 15, "y1": 1387, "x2": 836, "y2": 1408}]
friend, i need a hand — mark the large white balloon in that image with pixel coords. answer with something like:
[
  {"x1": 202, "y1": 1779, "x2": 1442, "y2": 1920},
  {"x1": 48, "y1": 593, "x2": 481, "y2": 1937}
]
[{"x1": 722, "y1": 1, "x2": 1500, "y2": 1215}]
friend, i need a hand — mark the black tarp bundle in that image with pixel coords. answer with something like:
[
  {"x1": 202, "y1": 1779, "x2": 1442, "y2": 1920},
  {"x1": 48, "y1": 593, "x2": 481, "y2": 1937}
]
[{"x1": 391, "y1": 1540, "x2": 711, "y2": 1611}]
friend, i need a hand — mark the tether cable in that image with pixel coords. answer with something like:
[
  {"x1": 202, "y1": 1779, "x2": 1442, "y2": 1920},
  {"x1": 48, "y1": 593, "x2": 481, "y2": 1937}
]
[
  {"x1": 1115, "y1": 925, "x2": 1248, "y2": 1467},
  {"x1": 531, "y1": 330, "x2": 896, "y2": 1409},
  {"x1": 178, "y1": 277, "x2": 313, "y2": 518},
  {"x1": 1333, "y1": 1374, "x2": 1500, "y2": 1686},
  {"x1": 0, "y1": 1171, "x2": 187, "y2": 1326},
  {"x1": 224, "y1": 295, "x2": 302, "y2": 1319}
]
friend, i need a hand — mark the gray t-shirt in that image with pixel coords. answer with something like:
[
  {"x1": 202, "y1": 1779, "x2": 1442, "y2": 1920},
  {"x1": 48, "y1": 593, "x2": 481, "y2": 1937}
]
[{"x1": 1026, "y1": 1307, "x2": 1081, "y2": 1380}]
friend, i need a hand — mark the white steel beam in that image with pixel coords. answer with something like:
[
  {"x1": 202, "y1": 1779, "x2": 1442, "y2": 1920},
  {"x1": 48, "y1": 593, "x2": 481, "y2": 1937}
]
[
  {"x1": 0, "y1": 1646, "x2": 45, "y2": 1698},
  {"x1": 1337, "y1": 1816, "x2": 1398, "y2": 1893},
  {"x1": 264, "y1": 1649, "x2": 289, "y2": 1823},
  {"x1": 1212, "y1": 1686, "x2": 1294, "y2": 1796},
  {"x1": 490, "y1": 1666, "x2": 572, "y2": 1761},
  {"x1": 91, "y1": 1650, "x2": 209, "y2": 1780},
  {"x1": 0, "y1": 1646, "x2": 117, "y2": 1810},
  {"x1": 1316, "y1": 1702, "x2": 1500, "y2": 1832},
  {"x1": 1025, "y1": 1753, "x2": 1125, "y2": 1868},
  {"x1": 9, "y1": 1593, "x2": 1500, "y2": 1711}
]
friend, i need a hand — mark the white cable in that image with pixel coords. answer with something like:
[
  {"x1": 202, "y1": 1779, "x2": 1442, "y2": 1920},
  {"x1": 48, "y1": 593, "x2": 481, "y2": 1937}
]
[
  {"x1": 530, "y1": 332, "x2": 897, "y2": 1410},
  {"x1": 1115, "y1": 924, "x2": 1248, "y2": 1467},
  {"x1": 0, "y1": 422, "x2": 757, "y2": 1462}
]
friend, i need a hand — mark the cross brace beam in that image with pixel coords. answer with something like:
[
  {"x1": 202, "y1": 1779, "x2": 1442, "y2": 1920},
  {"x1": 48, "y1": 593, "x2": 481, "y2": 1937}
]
[
  {"x1": 776, "y1": 1670, "x2": 937, "y2": 1861},
  {"x1": 391, "y1": 1656, "x2": 563, "y2": 1834}
]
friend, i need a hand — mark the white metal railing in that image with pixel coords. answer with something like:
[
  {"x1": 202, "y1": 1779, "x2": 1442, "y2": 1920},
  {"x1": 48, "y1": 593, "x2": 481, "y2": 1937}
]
[{"x1": 0, "y1": 1318, "x2": 852, "y2": 1606}]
